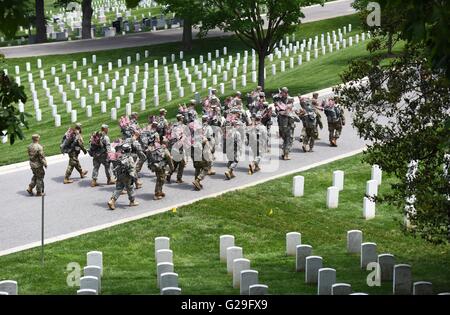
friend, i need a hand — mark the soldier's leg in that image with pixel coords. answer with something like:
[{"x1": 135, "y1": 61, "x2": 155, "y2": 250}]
[
  {"x1": 73, "y1": 152, "x2": 83, "y2": 174},
  {"x1": 29, "y1": 169, "x2": 37, "y2": 189},
  {"x1": 194, "y1": 162, "x2": 201, "y2": 180},
  {"x1": 103, "y1": 160, "x2": 113, "y2": 181},
  {"x1": 112, "y1": 180, "x2": 125, "y2": 201},
  {"x1": 198, "y1": 162, "x2": 209, "y2": 182},
  {"x1": 177, "y1": 159, "x2": 186, "y2": 181},
  {"x1": 328, "y1": 123, "x2": 334, "y2": 143},
  {"x1": 309, "y1": 128, "x2": 316, "y2": 151},
  {"x1": 126, "y1": 179, "x2": 136, "y2": 202},
  {"x1": 92, "y1": 158, "x2": 100, "y2": 180},
  {"x1": 335, "y1": 124, "x2": 342, "y2": 139},
  {"x1": 36, "y1": 168, "x2": 45, "y2": 194}
]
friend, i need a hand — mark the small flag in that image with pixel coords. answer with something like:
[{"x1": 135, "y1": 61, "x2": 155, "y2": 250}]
[
  {"x1": 268, "y1": 208, "x2": 273, "y2": 216},
  {"x1": 172, "y1": 207, "x2": 177, "y2": 213}
]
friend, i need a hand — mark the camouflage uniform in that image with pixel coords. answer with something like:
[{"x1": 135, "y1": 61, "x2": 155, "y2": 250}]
[
  {"x1": 248, "y1": 119, "x2": 268, "y2": 173},
  {"x1": 137, "y1": 127, "x2": 160, "y2": 173},
  {"x1": 65, "y1": 131, "x2": 87, "y2": 181},
  {"x1": 108, "y1": 149, "x2": 138, "y2": 210},
  {"x1": 274, "y1": 91, "x2": 297, "y2": 159},
  {"x1": 125, "y1": 136, "x2": 146, "y2": 188},
  {"x1": 224, "y1": 125, "x2": 242, "y2": 179},
  {"x1": 167, "y1": 120, "x2": 189, "y2": 183},
  {"x1": 27, "y1": 138, "x2": 47, "y2": 195},
  {"x1": 324, "y1": 102, "x2": 345, "y2": 146},
  {"x1": 202, "y1": 119, "x2": 216, "y2": 175},
  {"x1": 146, "y1": 145, "x2": 174, "y2": 199},
  {"x1": 91, "y1": 132, "x2": 113, "y2": 183},
  {"x1": 298, "y1": 101, "x2": 318, "y2": 152},
  {"x1": 192, "y1": 135, "x2": 213, "y2": 190}
]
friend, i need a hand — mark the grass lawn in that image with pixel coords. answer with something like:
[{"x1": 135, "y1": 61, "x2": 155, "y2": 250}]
[
  {"x1": 0, "y1": 153, "x2": 449, "y2": 295},
  {"x1": 0, "y1": 14, "x2": 368, "y2": 166}
]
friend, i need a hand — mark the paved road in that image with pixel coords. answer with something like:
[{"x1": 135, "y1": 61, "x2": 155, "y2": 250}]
[
  {"x1": 0, "y1": 0, "x2": 355, "y2": 59},
  {"x1": 0, "y1": 88, "x2": 367, "y2": 255}
]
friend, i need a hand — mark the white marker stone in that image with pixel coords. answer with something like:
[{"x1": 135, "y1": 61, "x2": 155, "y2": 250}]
[
  {"x1": 366, "y1": 179, "x2": 378, "y2": 197},
  {"x1": 160, "y1": 272, "x2": 178, "y2": 290},
  {"x1": 249, "y1": 284, "x2": 268, "y2": 295},
  {"x1": 111, "y1": 108, "x2": 117, "y2": 120},
  {"x1": 347, "y1": 230, "x2": 362, "y2": 253},
  {"x1": 87, "y1": 251, "x2": 103, "y2": 276},
  {"x1": 393, "y1": 264, "x2": 412, "y2": 295},
  {"x1": 226, "y1": 246, "x2": 243, "y2": 274},
  {"x1": 378, "y1": 254, "x2": 395, "y2": 281},
  {"x1": 296, "y1": 244, "x2": 312, "y2": 272},
  {"x1": 326, "y1": 186, "x2": 339, "y2": 208},
  {"x1": 161, "y1": 287, "x2": 181, "y2": 295},
  {"x1": 363, "y1": 197, "x2": 376, "y2": 220},
  {"x1": 157, "y1": 262, "x2": 174, "y2": 288},
  {"x1": 156, "y1": 249, "x2": 173, "y2": 264},
  {"x1": 80, "y1": 276, "x2": 98, "y2": 294},
  {"x1": 318, "y1": 268, "x2": 336, "y2": 295},
  {"x1": 413, "y1": 281, "x2": 433, "y2": 295},
  {"x1": 84, "y1": 266, "x2": 102, "y2": 293},
  {"x1": 220, "y1": 235, "x2": 235, "y2": 262},
  {"x1": 240, "y1": 270, "x2": 258, "y2": 295},
  {"x1": 0, "y1": 281, "x2": 18, "y2": 295},
  {"x1": 371, "y1": 164, "x2": 382, "y2": 185},
  {"x1": 286, "y1": 232, "x2": 301, "y2": 256},
  {"x1": 77, "y1": 289, "x2": 97, "y2": 295},
  {"x1": 292, "y1": 175, "x2": 304, "y2": 197},
  {"x1": 71, "y1": 109, "x2": 77, "y2": 123},
  {"x1": 233, "y1": 258, "x2": 250, "y2": 288},
  {"x1": 305, "y1": 256, "x2": 323, "y2": 284},
  {"x1": 155, "y1": 237, "x2": 170, "y2": 257},
  {"x1": 332, "y1": 170, "x2": 344, "y2": 191},
  {"x1": 361, "y1": 242, "x2": 377, "y2": 269},
  {"x1": 331, "y1": 283, "x2": 352, "y2": 295}
]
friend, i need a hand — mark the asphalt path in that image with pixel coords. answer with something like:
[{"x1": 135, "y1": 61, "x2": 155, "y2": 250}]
[
  {"x1": 0, "y1": 0, "x2": 356, "y2": 58},
  {"x1": 0, "y1": 95, "x2": 367, "y2": 255}
]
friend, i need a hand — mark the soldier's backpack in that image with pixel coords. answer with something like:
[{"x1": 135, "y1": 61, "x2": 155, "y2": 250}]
[
  {"x1": 325, "y1": 105, "x2": 339, "y2": 122},
  {"x1": 113, "y1": 154, "x2": 133, "y2": 179},
  {"x1": 303, "y1": 105, "x2": 317, "y2": 128},
  {"x1": 146, "y1": 145, "x2": 165, "y2": 171},
  {"x1": 88, "y1": 132, "x2": 103, "y2": 157},
  {"x1": 60, "y1": 128, "x2": 76, "y2": 154}
]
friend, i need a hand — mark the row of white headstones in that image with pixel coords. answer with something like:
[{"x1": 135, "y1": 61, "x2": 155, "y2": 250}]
[
  {"x1": 293, "y1": 164, "x2": 382, "y2": 220},
  {"x1": 1, "y1": 24, "x2": 365, "y2": 144}
]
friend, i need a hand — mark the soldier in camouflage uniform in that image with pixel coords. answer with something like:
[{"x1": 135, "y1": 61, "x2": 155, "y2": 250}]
[
  {"x1": 167, "y1": 114, "x2": 188, "y2": 183},
  {"x1": 27, "y1": 134, "x2": 48, "y2": 196},
  {"x1": 107, "y1": 143, "x2": 139, "y2": 210},
  {"x1": 125, "y1": 130, "x2": 146, "y2": 189},
  {"x1": 274, "y1": 88, "x2": 298, "y2": 160},
  {"x1": 297, "y1": 98, "x2": 318, "y2": 152},
  {"x1": 312, "y1": 93, "x2": 324, "y2": 140},
  {"x1": 64, "y1": 123, "x2": 88, "y2": 184},
  {"x1": 192, "y1": 124, "x2": 213, "y2": 191},
  {"x1": 202, "y1": 115, "x2": 216, "y2": 175},
  {"x1": 157, "y1": 108, "x2": 169, "y2": 140},
  {"x1": 90, "y1": 124, "x2": 115, "y2": 187},
  {"x1": 147, "y1": 141, "x2": 174, "y2": 200},
  {"x1": 248, "y1": 114, "x2": 268, "y2": 174},
  {"x1": 324, "y1": 97, "x2": 346, "y2": 147},
  {"x1": 224, "y1": 120, "x2": 242, "y2": 180}
]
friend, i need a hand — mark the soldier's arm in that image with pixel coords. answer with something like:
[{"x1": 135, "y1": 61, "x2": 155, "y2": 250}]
[
  {"x1": 165, "y1": 149, "x2": 175, "y2": 172},
  {"x1": 341, "y1": 109, "x2": 346, "y2": 125},
  {"x1": 105, "y1": 136, "x2": 112, "y2": 152},
  {"x1": 39, "y1": 147, "x2": 48, "y2": 167}
]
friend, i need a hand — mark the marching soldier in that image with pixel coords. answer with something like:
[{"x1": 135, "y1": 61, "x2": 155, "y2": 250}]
[
  {"x1": 63, "y1": 123, "x2": 88, "y2": 184},
  {"x1": 146, "y1": 141, "x2": 174, "y2": 200},
  {"x1": 248, "y1": 114, "x2": 268, "y2": 174},
  {"x1": 324, "y1": 97, "x2": 346, "y2": 147},
  {"x1": 90, "y1": 124, "x2": 115, "y2": 187},
  {"x1": 202, "y1": 115, "x2": 216, "y2": 175},
  {"x1": 27, "y1": 134, "x2": 47, "y2": 196},
  {"x1": 224, "y1": 119, "x2": 242, "y2": 180},
  {"x1": 157, "y1": 108, "x2": 169, "y2": 140},
  {"x1": 298, "y1": 99, "x2": 318, "y2": 152},
  {"x1": 125, "y1": 130, "x2": 146, "y2": 189},
  {"x1": 107, "y1": 143, "x2": 139, "y2": 210},
  {"x1": 311, "y1": 93, "x2": 324, "y2": 140},
  {"x1": 167, "y1": 114, "x2": 189, "y2": 183},
  {"x1": 192, "y1": 124, "x2": 214, "y2": 190}
]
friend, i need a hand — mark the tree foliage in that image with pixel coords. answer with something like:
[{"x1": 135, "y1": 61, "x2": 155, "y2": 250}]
[
  {"x1": 336, "y1": 40, "x2": 450, "y2": 243},
  {"x1": 0, "y1": 0, "x2": 34, "y2": 39},
  {"x1": 199, "y1": 0, "x2": 323, "y2": 88},
  {"x1": 0, "y1": 56, "x2": 30, "y2": 145}
]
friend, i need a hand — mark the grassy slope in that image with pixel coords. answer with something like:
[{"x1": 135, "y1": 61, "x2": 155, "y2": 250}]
[
  {"x1": 0, "y1": 154, "x2": 449, "y2": 294},
  {"x1": 0, "y1": 14, "x2": 365, "y2": 166}
]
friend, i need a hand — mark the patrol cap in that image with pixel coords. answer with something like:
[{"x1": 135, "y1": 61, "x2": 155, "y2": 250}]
[
  {"x1": 281, "y1": 87, "x2": 289, "y2": 93},
  {"x1": 259, "y1": 92, "x2": 265, "y2": 97},
  {"x1": 159, "y1": 108, "x2": 167, "y2": 113},
  {"x1": 101, "y1": 124, "x2": 109, "y2": 129},
  {"x1": 32, "y1": 134, "x2": 40, "y2": 140},
  {"x1": 122, "y1": 143, "x2": 131, "y2": 151},
  {"x1": 235, "y1": 91, "x2": 242, "y2": 96},
  {"x1": 256, "y1": 85, "x2": 262, "y2": 90},
  {"x1": 75, "y1": 123, "x2": 82, "y2": 129},
  {"x1": 176, "y1": 113, "x2": 183, "y2": 119},
  {"x1": 189, "y1": 99, "x2": 196, "y2": 105},
  {"x1": 202, "y1": 115, "x2": 209, "y2": 120}
]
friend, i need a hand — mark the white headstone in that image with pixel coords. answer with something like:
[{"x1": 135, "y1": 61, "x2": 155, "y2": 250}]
[
  {"x1": 318, "y1": 268, "x2": 336, "y2": 295},
  {"x1": 240, "y1": 270, "x2": 258, "y2": 295},
  {"x1": 363, "y1": 197, "x2": 376, "y2": 220},
  {"x1": 157, "y1": 262, "x2": 174, "y2": 288},
  {"x1": 226, "y1": 246, "x2": 243, "y2": 274},
  {"x1": 156, "y1": 249, "x2": 173, "y2": 264},
  {"x1": 361, "y1": 242, "x2": 377, "y2": 269},
  {"x1": 292, "y1": 175, "x2": 304, "y2": 197},
  {"x1": 347, "y1": 230, "x2": 362, "y2": 253},
  {"x1": 87, "y1": 251, "x2": 103, "y2": 276},
  {"x1": 80, "y1": 276, "x2": 98, "y2": 294},
  {"x1": 305, "y1": 256, "x2": 323, "y2": 284},
  {"x1": 331, "y1": 283, "x2": 352, "y2": 295},
  {"x1": 296, "y1": 244, "x2": 312, "y2": 272},
  {"x1": 332, "y1": 170, "x2": 344, "y2": 191},
  {"x1": 220, "y1": 235, "x2": 235, "y2": 262},
  {"x1": 326, "y1": 186, "x2": 339, "y2": 208},
  {"x1": 371, "y1": 165, "x2": 382, "y2": 185},
  {"x1": 393, "y1": 264, "x2": 412, "y2": 295},
  {"x1": 160, "y1": 272, "x2": 178, "y2": 290},
  {"x1": 286, "y1": 232, "x2": 301, "y2": 256},
  {"x1": 233, "y1": 258, "x2": 250, "y2": 289},
  {"x1": 0, "y1": 281, "x2": 18, "y2": 295}
]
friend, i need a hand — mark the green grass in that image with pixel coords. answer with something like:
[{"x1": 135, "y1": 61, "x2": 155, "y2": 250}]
[
  {"x1": 0, "y1": 153, "x2": 449, "y2": 294},
  {"x1": 0, "y1": 14, "x2": 368, "y2": 166}
]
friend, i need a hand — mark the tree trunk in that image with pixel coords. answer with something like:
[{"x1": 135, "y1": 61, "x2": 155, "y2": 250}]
[
  {"x1": 82, "y1": 0, "x2": 93, "y2": 39},
  {"x1": 257, "y1": 50, "x2": 266, "y2": 89},
  {"x1": 182, "y1": 17, "x2": 192, "y2": 50},
  {"x1": 35, "y1": 0, "x2": 47, "y2": 43},
  {"x1": 387, "y1": 32, "x2": 393, "y2": 55}
]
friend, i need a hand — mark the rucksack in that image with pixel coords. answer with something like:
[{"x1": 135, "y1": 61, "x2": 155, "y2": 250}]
[
  {"x1": 60, "y1": 128, "x2": 76, "y2": 153},
  {"x1": 303, "y1": 106, "x2": 317, "y2": 128},
  {"x1": 113, "y1": 154, "x2": 133, "y2": 178},
  {"x1": 88, "y1": 132, "x2": 104, "y2": 157}
]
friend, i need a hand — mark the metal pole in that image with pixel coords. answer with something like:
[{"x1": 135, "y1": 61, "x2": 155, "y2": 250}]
[{"x1": 41, "y1": 194, "x2": 44, "y2": 266}]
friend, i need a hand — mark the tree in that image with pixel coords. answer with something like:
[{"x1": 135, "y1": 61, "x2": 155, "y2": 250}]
[
  {"x1": 55, "y1": 0, "x2": 93, "y2": 39},
  {"x1": 35, "y1": 0, "x2": 47, "y2": 43},
  {"x1": 352, "y1": 0, "x2": 405, "y2": 55},
  {"x1": 335, "y1": 39, "x2": 450, "y2": 242},
  {"x1": 200, "y1": 0, "x2": 323, "y2": 89},
  {"x1": 0, "y1": 0, "x2": 34, "y2": 40},
  {"x1": 125, "y1": 0, "x2": 204, "y2": 50},
  {"x1": 0, "y1": 56, "x2": 30, "y2": 144}
]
